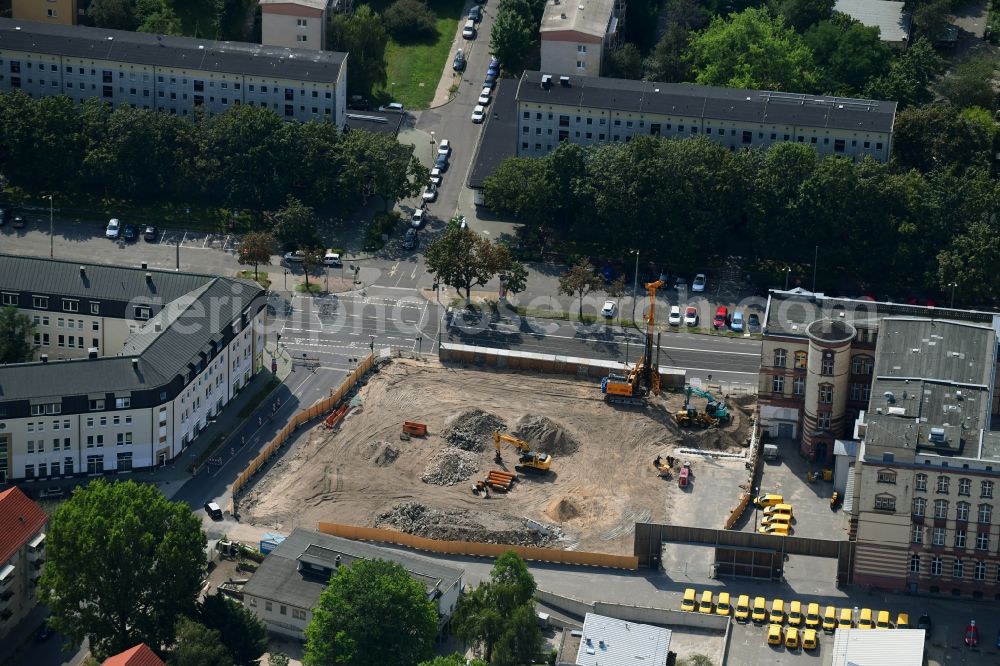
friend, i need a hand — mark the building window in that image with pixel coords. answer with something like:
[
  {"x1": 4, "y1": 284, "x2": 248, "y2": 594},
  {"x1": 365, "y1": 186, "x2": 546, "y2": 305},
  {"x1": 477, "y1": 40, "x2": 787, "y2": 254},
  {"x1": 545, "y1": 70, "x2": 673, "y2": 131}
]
[
  {"x1": 773, "y1": 348, "x2": 787, "y2": 368},
  {"x1": 976, "y1": 531, "x2": 989, "y2": 550},
  {"x1": 851, "y1": 355, "x2": 874, "y2": 375},
  {"x1": 874, "y1": 494, "x2": 895, "y2": 512},
  {"x1": 974, "y1": 560, "x2": 986, "y2": 580},
  {"x1": 953, "y1": 558, "x2": 964, "y2": 579},
  {"x1": 772, "y1": 375, "x2": 784, "y2": 393},
  {"x1": 115, "y1": 397, "x2": 130, "y2": 409},
  {"x1": 913, "y1": 497, "x2": 926, "y2": 517},
  {"x1": 819, "y1": 384, "x2": 833, "y2": 404},
  {"x1": 792, "y1": 376, "x2": 804, "y2": 396},
  {"x1": 297, "y1": 18, "x2": 308, "y2": 26},
  {"x1": 937, "y1": 476, "x2": 950, "y2": 494},
  {"x1": 916, "y1": 474, "x2": 927, "y2": 492},
  {"x1": 957, "y1": 501, "x2": 970, "y2": 521},
  {"x1": 265, "y1": 601, "x2": 272, "y2": 612},
  {"x1": 931, "y1": 556, "x2": 942, "y2": 576},
  {"x1": 982, "y1": 481, "x2": 994, "y2": 499},
  {"x1": 911, "y1": 524, "x2": 923, "y2": 544},
  {"x1": 821, "y1": 352, "x2": 834, "y2": 375},
  {"x1": 793, "y1": 351, "x2": 807, "y2": 369},
  {"x1": 934, "y1": 499, "x2": 948, "y2": 519},
  {"x1": 877, "y1": 470, "x2": 896, "y2": 484},
  {"x1": 932, "y1": 527, "x2": 946, "y2": 546},
  {"x1": 280, "y1": 605, "x2": 287, "y2": 616},
  {"x1": 817, "y1": 412, "x2": 831, "y2": 429},
  {"x1": 134, "y1": 306, "x2": 151, "y2": 320},
  {"x1": 978, "y1": 504, "x2": 992, "y2": 524},
  {"x1": 33, "y1": 296, "x2": 49, "y2": 309},
  {"x1": 89, "y1": 399, "x2": 105, "y2": 411},
  {"x1": 959, "y1": 478, "x2": 971, "y2": 496},
  {"x1": 955, "y1": 529, "x2": 966, "y2": 548},
  {"x1": 292, "y1": 608, "x2": 307, "y2": 620},
  {"x1": 909, "y1": 554, "x2": 920, "y2": 573},
  {"x1": 1, "y1": 293, "x2": 17, "y2": 306}
]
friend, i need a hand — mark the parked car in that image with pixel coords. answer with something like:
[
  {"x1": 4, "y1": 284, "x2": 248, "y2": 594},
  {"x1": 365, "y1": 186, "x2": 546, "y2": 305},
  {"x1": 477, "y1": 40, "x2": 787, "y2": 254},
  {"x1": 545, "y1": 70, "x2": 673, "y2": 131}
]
[
  {"x1": 429, "y1": 167, "x2": 443, "y2": 186},
  {"x1": 35, "y1": 621, "x2": 52, "y2": 642},
  {"x1": 917, "y1": 613, "x2": 932, "y2": 637},
  {"x1": 681, "y1": 588, "x2": 696, "y2": 612},
  {"x1": 122, "y1": 224, "x2": 138, "y2": 242},
  {"x1": 674, "y1": 276, "x2": 687, "y2": 291},
  {"x1": 684, "y1": 306, "x2": 698, "y2": 327},
  {"x1": 754, "y1": 494, "x2": 784, "y2": 508},
  {"x1": 204, "y1": 502, "x2": 223, "y2": 520},
  {"x1": 422, "y1": 184, "x2": 438, "y2": 202},
  {"x1": 105, "y1": 218, "x2": 121, "y2": 239},
  {"x1": 434, "y1": 153, "x2": 449, "y2": 172},
  {"x1": 730, "y1": 310, "x2": 745, "y2": 332},
  {"x1": 487, "y1": 61, "x2": 500, "y2": 77},
  {"x1": 11, "y1": 214, "x2": 25, "y2": 228},
  {"x1": 283, "y1": 250, "x2": 305, "y2": 263},
  {"x1": 668, "y1": 305, "x2": 682, "y2": 326},
  {"x1": 876, "y1": 610, "x2": 892, "y2": 629},
  {"x1": 601, "y1": 300, "x2": 617, "y2": 319},
  {"x1": 822, "y1": 606, "x2": 837, "y2": 632},
  {"x1": 438, "y1": 138, "x2": 451, "y2": 157},
  {"x1": 857, "y1": 608, "x2": 874, "y2": 630},
  {"x1": 403, "y1": 228, "x2": 418, "y2": 250},
  {"x1": 471, "y1": 105, "x2": 486, "y2": 123},
  {"x1": 751, "y1": 597, "x2": 767, "y2": 624},
  {"x1": 768, "y1": 600, "x2": 785, "y2": 625},
  {"x1": 692, "y1": 273, "x2": 707, "y2": 292},
  {"x1": 462, "y1": 19, "x2": 476, "y2": 39},
  {"x1": 895, "y1": 612, "x2": 910, "y2": 629},
  {"x1": 748, "y1": 312, "x2": 761, "y2": 332},
  {"x1": 698, "y1": 590, "x2": 714, "y2": 614},
  {"x1": 716, "y1": 592, "x2": 731, "y2": 616},
  {"x1": 468, "y1": 5, "x2": 482, "y2": 20},
  {"x1": 785, "y1": 627, "x2": 799, "y2": 649},
  {"x1": 482, "y1": 77, "x2": 495, "y2": 90},
  {"x1": 767, "y1": 624, "x2": 782, "y2": 645},
  {"x1": 478, "y1": 87, "x2": 491, "y2": 105},
  {"x1": 323, "y1": 250, "x2": 342, "y2": 267},
  {"x1": 802, "y1": 628, "x2": 817, "y2": 650},
  {"x1": 411, "y1": 208, "x2": 426, "y2": 229},
  {"x1": 143, "y1": 225, "x2": 158, "y2": 241},
  {"x1": 378, "y1": 102, "x2": 405, "y2": 112},
  {"x1": 787, "y1": 601, "x2": 803, "y2": 627},
  {"x1": 713, "y1": 306, "x2": 728, "y2": 329},
  {"x1": 734, "y1": 595, "x2": 751, "y2": 622},
  {"x1": 453, "y1": 49, "x2": 466, "y2": 71}
]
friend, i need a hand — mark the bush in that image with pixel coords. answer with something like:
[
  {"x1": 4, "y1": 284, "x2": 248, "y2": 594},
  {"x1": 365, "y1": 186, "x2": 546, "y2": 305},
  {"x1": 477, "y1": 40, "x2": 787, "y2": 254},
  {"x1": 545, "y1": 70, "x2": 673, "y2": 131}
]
[{"x1": 382, "y1": 0, "x2": 438, "y2": 42}]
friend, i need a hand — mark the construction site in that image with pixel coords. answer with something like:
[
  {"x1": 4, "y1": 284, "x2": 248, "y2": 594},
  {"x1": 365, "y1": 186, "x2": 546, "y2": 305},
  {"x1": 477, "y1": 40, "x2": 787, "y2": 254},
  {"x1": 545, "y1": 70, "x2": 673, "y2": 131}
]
[{"x1": 238, "y1": 357, "x2": 757, "y2": 555}]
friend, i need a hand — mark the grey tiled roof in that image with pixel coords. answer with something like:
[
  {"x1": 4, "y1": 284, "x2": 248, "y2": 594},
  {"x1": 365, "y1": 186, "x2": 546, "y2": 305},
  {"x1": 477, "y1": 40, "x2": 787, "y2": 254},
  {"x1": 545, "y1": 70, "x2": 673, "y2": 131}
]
[
  {"x1": 0, "y1": 18, "x2": 345, "y2": 82},
  {"x1": 469, "y1": 78, "x2": 517, "y2": 188},
  {"x1": 516, "y1": 71, "x2": 898, "y2": 133}
]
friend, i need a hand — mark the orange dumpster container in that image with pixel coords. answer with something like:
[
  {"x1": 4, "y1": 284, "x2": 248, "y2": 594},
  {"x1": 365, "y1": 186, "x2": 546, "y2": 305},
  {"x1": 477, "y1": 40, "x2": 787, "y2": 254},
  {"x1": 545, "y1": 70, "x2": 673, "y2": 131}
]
[{"x1": 402, "y1": 421, "x2": 428, "y2": 436}]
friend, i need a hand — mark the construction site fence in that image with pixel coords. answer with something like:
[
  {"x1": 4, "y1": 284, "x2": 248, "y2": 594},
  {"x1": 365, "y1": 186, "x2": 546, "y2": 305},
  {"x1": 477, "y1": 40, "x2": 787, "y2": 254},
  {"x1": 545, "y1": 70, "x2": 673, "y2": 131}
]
[
  {"x1": 723, "y1": 408, "x2": 762, "y2": 530},
  {"x1": 439, "y1": 342, "x2": 686, "y2": 389},
  {"x1": 535, "y1": 589, "x2": 729, "y2": 631},
  {"x1": 231, "y1": 353, "x2": 376, "y2": 498},
  {"x1": 317, "y1": 522, "x2": 639, "y2": 570}
]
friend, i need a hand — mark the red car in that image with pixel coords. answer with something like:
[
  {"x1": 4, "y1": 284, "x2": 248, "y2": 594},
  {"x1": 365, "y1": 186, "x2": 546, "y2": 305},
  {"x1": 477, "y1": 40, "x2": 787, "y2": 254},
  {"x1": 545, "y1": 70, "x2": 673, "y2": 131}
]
[
  {"x1": 713, "y1": 306, "x2": 729, "y2": 329},
  {"x1": 964, "y1": 620, "x2": 979, "y2": 647}
]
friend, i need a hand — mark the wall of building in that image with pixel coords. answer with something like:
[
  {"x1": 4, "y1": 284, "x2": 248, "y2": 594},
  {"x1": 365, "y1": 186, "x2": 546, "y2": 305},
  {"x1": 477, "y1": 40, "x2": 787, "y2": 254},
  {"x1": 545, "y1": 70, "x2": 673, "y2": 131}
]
[
  {"x1": 0, "y1": 524, "x2": 46, "y2": 644},
  {"x1": 540, "y1": 32, "x2": 603, "y2": 77},
  {"x1": 262, "y1": 6, "x2": 325, "y2": 51},
  {"x1": 12, "y1": 0, "x2": 77, "y2": 25},
  {"x1": 245, "y1": 595, "x2": 310, "y2": 639}
]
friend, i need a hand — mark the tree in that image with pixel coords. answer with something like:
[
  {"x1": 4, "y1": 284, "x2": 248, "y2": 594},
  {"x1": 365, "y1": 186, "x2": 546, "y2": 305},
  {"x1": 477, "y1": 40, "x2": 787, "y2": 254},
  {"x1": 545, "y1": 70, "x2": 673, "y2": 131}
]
[
  {"x1": 490, "y1": 7, "x2": 535, "y2": 72},
  {"x1": 864, "y1": 37, "x2": 943, "y2": 108},
  {"x1": 500, "y1": 254, "x2": 529, "y2": 298},
  {"x1": 300, "y1": 247, "x2": 324, "y2": 290},
  {"x1": 328, "y1": 6, "x2": 389, "y2": 96},
  {"x1": 804, "y1": 15, "x2": 891, "y2": 94},
  {"x1": 0, "y1": 306, "x2": 35, "y2": 364},
  {"x1": 39, "y1": 480, "x2": 207, "y2": 660},
  {"x1": 238, "y1": 231, "x2": 275, "y2": 281},
  {"x1": 168, "y1": 617, "x2": 234, "y2": 666},
  {"x1": 678, "y1": 655, "x2": 715, "y2": 666},
  {"x1": 938, "y1": 55, "x2": 999, "y2": 110},
  {"x1": 303, "y1": 559, "x2": 437, "y2": 666},
  {"x1": 425, "y1": 225, "x2": 513, "y2": 302},
  {"x1": 136, "y1": 0, "x2": 184, "y2": 35},
  {"x1": 684, "y1": 7, "x2": 819, "y2": 91},
  {"x1": 382, "y1": 0, "x2": 438, "y2": 42},
  {"x1": 419, "y1": 655, "x2": 487, "y2": 666},
  {"x1": 336, "y1": 131, "x2": 428, "y2": 209},
  {"x1": 938, "y1": 218, "x2": 1000, "y2": 306},
  {"x1": 199, "y1": 594, "x2": 267, "y2": 666},
  {"x1": 87, "y1": 0, "x2": 139, "y2": 30},
  {"x1": 559, "y1": 259, "x2": 605, "y2": 319},
  {"x1": 769, "y1": 0, "x2": 834, "y2": 32},
  {"x1": 271, "y1": 195, "x2": 320, "y2": 250},
  {"x1": 644, "y1": 0, "x2": 709, "y2": 82},
  {"x1": 606, "y1": 43, "x2": 644, "y2": 79},
  {"x1": 892, "y1": 103, "x2": 994, "y2": 172},
  {"x1": 913, "y1": 0, "x2": 951, "y2": 41},
  {"x1": 483, "y1": 157, "x2": 555, "y2": 227}
]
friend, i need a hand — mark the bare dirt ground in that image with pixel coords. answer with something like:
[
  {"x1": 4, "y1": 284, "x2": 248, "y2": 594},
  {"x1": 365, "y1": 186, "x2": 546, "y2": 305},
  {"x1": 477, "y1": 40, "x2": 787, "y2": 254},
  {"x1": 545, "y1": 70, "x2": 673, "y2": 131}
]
[{"x1": 240, "y1": 359, "x2": 753, "y2": 554}]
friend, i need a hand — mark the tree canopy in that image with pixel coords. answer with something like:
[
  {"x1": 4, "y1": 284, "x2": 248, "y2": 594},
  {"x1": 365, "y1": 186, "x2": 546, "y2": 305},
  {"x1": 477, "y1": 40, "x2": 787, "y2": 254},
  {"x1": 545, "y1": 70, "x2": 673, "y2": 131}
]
[
  {"x1": 168, "y1": 617, "x2": 233, "y2": 666},
  {"x1": 0, "y1": 306, "x2": 35, "y2": 364},
  {"x1": 39, "y1": 480, "x2": 207, "y2": 660},
  {"x1": 327, "y1": 6, "x2": 390, "y2": 96},
  {"x1": 425, "y1": 226, "x2": 525, "y2": 302},
  {"x1": 303, "y1": 558, "x2": 438, "y2": 666},
  {"x1": 198, "y1": 594, "x2": 268, "y2": 666}
]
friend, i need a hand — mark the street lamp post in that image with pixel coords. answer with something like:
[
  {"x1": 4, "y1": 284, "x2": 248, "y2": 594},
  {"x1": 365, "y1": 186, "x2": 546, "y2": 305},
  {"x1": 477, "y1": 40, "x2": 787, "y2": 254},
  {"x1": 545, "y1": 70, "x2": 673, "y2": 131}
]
[
  {"x1": 416, "y1": 335, "x2": 422, "y2": 355},
  {"x1": 784, "y1": 267, "x2": 791, "y2": 291},
  {"x1": 46, "y1": 195, "x2": 53, "y2": 258},
  {"x1": 949, "y1": 282, "x2": 958, "y2": 308},
  {"x1": 630, "y1": 249, "x2": 640, "y2": 321},
  {"x1": 284, "y1": 270, "x2": 288, "y2": 291}
]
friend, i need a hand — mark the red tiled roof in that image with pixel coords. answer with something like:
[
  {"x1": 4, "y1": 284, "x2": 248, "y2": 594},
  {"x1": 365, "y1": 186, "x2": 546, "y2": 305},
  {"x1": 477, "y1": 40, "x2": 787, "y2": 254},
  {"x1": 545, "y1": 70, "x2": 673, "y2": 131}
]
[
  {"x1": 102, "y1": 643, "x2": 165, "y2": 666},
  {"x1": 0, "y1": 486, "x2": 47, "y2": 565}
]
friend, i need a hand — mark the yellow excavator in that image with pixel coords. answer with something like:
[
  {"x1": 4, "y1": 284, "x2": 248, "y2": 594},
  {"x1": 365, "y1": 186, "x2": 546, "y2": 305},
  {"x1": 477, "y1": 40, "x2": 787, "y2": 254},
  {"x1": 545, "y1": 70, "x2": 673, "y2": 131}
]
[
  {"x1": 493, "y1": 432, "x2": 553, "y2": 474},
  {"x1": 601, "y1": 279, "x2": 664, "y2": 405}
]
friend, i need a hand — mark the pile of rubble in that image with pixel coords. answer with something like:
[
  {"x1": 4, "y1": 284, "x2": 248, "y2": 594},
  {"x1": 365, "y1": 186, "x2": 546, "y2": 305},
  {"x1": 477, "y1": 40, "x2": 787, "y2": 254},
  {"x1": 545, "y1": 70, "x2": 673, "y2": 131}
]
[
  {"x1": 421, "y1": 448, "x2": 479, "y2": 485},
  {"x1": 375, "y1": 502, "x2": 554, "y2": 546},
  {"x1": 513, "y1": 414, "x2": 580, "y2": 455},
  {"x1": 444, "y1": 409, "x2": 506, "y2": 452}
]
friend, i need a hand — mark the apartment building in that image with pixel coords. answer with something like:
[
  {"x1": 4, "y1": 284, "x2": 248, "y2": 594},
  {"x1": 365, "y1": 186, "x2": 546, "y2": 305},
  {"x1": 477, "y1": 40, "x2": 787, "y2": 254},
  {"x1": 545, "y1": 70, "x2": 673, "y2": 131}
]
[
  {"x1": 539, "y1": 0, "x2": 619, "y2": 76},
  {"x1": 514, "y1": 71, "x2": 897, "y2": 161},
  {"x1": 12, "y1": 0, "x2": 78, "y2": 26},
  {"x1": 0, "y1": 18, "x2": 347, "y2": 124},
  {"x1": 243, "y1": 528, "x2": 464, "y2": 640},
  {"x1": 260, "y1": 0, "x2": 331, "y2": 51},
  {"x1": 0, "y1": 255, "x2": 267, "y2": 485},
  {"x1": 0, "y1": 487, "x2": 48, "y2": 644},
  {"x1": 758, "y1": 288, "x2": 1000, "y2": 465},
  {"x1": 850, "y1": 318, "x2": 1000, "y2": 598}
]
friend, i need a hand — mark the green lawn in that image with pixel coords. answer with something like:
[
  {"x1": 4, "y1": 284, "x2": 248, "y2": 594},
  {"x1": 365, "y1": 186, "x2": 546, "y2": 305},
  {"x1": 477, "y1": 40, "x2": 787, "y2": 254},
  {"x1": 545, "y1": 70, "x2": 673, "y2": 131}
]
[{"x1": 371, "y1": 0, "x2": 466, "y2": 109}]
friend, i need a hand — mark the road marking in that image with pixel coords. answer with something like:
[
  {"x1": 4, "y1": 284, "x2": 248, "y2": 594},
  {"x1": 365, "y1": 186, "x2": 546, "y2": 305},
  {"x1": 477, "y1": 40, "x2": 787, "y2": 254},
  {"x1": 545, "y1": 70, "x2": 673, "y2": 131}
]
[{"x1": 388, "y1": 263, "x2": 399, "y2": 277}]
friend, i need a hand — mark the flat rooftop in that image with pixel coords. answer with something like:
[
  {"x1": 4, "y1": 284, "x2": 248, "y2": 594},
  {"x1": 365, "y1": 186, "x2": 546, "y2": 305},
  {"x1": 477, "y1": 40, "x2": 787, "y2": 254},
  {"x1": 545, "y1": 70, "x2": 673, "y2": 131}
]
[
  {"x1": 576, "y1": 613, "x2": 671, "y2": 666},
  {"x1": 828, "y1": 628, "x2": 925, "y2": 666},
  {"x1": 540, "y1": 0, "x2": 616, "y2": 38},
  {"x1": 834, "y1": 0, "x2": 912, "y2": 43}
]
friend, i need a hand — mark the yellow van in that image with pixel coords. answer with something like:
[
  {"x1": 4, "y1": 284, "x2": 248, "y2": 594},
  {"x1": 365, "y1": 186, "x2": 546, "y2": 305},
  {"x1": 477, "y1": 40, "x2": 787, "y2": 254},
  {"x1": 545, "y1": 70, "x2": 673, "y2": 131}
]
[
  {"x1": 787, "y1": 600, "x2": 803, "y2": 627},
  {"x1": 735, "y1": 595, "x2": 750, "y2": 622},
  {"x1": 716, "y1": 592, "x2": 732, "y2": 616},
  {"x1": 822, "y1": 606, "x2": 837, "y2": 631},
  {"x1": 876, "y1": 610, "x2": 891, "y2": 629},
  {"x1": 805, "y1": 603, "x2": 820, "y2": 629},
  {"x1": 752, "y1": 596, "x2": 767, "y2": 623},
  {"x1": 763, "y1": 503, "x2": 794, "y2": 516},
  {"x1": 857, "y1": 608, "x2": 874, "y2": 629},
  {"x1": 681, "y1": 588, "x2": 696, "y2": 612},
  {"x1": 838, "y1": 607, "x2": 853, "y2": 628},
  {"x1": 895, "y1": 612, "x2": 910, "y2": 629},
  {"x1": 769, "y1": 599, "x2": 785, "y2": 624},
  {"x1": 754, "y1": 494, "x2": 784, "y2": 508},
  {"x1": 761, "y1": 513, "x2": 791, "y2": 527},
  {"x1": 767, "y1": 624, "x2": 783, "y2": 645},
  {"x1": 698, "y1": 590, "x2": 714, "y2": 614},
  {"x1": 802, "y1": 628, "x2": 818, "y2": 650},
  {"x1": 785, "y1": 626, "x2": 800, "y2": 649},
  {"x1": 759, "y1": 523, "x2": 790, "y2": 536}
]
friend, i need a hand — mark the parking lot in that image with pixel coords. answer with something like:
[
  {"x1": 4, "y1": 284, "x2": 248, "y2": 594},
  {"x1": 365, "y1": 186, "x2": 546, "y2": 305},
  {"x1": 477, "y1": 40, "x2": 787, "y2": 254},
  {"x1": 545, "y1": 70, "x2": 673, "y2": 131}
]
[{"x1": 729, "y1": 618, "x2": 826, "y2": 664}]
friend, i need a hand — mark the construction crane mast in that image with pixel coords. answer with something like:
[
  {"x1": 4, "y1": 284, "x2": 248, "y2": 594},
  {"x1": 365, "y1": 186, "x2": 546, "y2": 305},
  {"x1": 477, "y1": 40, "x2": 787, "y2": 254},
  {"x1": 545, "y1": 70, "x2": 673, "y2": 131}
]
[{"x1": 601, "y1": 279, "x2": 663, "y2": 405}]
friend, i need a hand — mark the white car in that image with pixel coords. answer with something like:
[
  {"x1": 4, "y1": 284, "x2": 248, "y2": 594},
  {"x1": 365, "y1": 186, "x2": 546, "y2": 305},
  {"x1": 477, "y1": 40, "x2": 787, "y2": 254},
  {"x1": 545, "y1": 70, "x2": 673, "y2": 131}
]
[
  {"x1": 422, "y1": 185, "x2": 438, "y2": 202},
  {"x1": 478, "y1": 87, "x2": 491, "y2": 105},
  {"x1": 437, "y1": 139, "x2": 451, "y2": 157},
  {"x1": 684, "y1": 306, "x2": 699, "y2": 326},
  {"x1": 429, "y1": 167, "x2": 442, "y2": 186},
  {"x1": 601, "y1": 301, "x2": 617, "y2": 319},
  {"x1": 105, "y1": 218, "x2": 121, "y2": 239},
  {"x1": 692, "y1": 273, "x2": 707, "y2": 292},
  {"x1": 471, "y1": 105, "x2": 486, "y2": 123},
  {"x1": 411, "y1": 208, "x2": 425, "y2": 229},
  {"x1": 668, "y1": 305, "x2": 682, "y2": 326},
  {"x1": 323, "y1": 250, "x2": 342, "y2": 267}
]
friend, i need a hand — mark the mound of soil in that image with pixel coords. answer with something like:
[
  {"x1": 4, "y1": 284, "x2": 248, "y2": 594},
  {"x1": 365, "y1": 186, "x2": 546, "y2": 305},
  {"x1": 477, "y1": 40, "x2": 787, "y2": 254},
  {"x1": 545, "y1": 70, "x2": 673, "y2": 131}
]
[
  {"x1": 513, "y1": 415, "x2": 581, "y2": 455},
  {"x1": 546, "y1": 497, "x2": 581, "y2": 521},
  {"x1": 421, "y1": 448, "x2": 479, "y2": 485},
  {"x1": 444, "y1": 409, "x2": 506, "y2": 451}
]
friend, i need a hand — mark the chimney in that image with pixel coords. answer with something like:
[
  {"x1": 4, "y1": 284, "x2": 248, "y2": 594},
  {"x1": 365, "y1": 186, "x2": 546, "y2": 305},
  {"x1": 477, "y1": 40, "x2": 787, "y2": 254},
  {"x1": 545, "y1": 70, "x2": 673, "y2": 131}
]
[
  {"x1": 559, "y1": 75, "x2": 570, "y2": 87},
  {"x1": 88, "y1": 348, "x2": 98, "y2": 359},
  {"x1": 132, "y1": 358, "x2": 139, "y2": 369},
  {"x1": 154, "y1": 322, "x2": 162, "y2": 332},
  {"x1": 145, "y1": 272, "x2": 153, "y2": 283},
  {"x1": 141, "y1": 262, "x2": 148, "y2": 270},
  {"x1": 335, "y1": 554, "x2": 342, "y2": 568},
  {"x1": 41, "y1": 354, "x2": 48, "y2": 363},
  {"x1": 79, "y1": 266, "x2": 86, "y2": 277}
]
